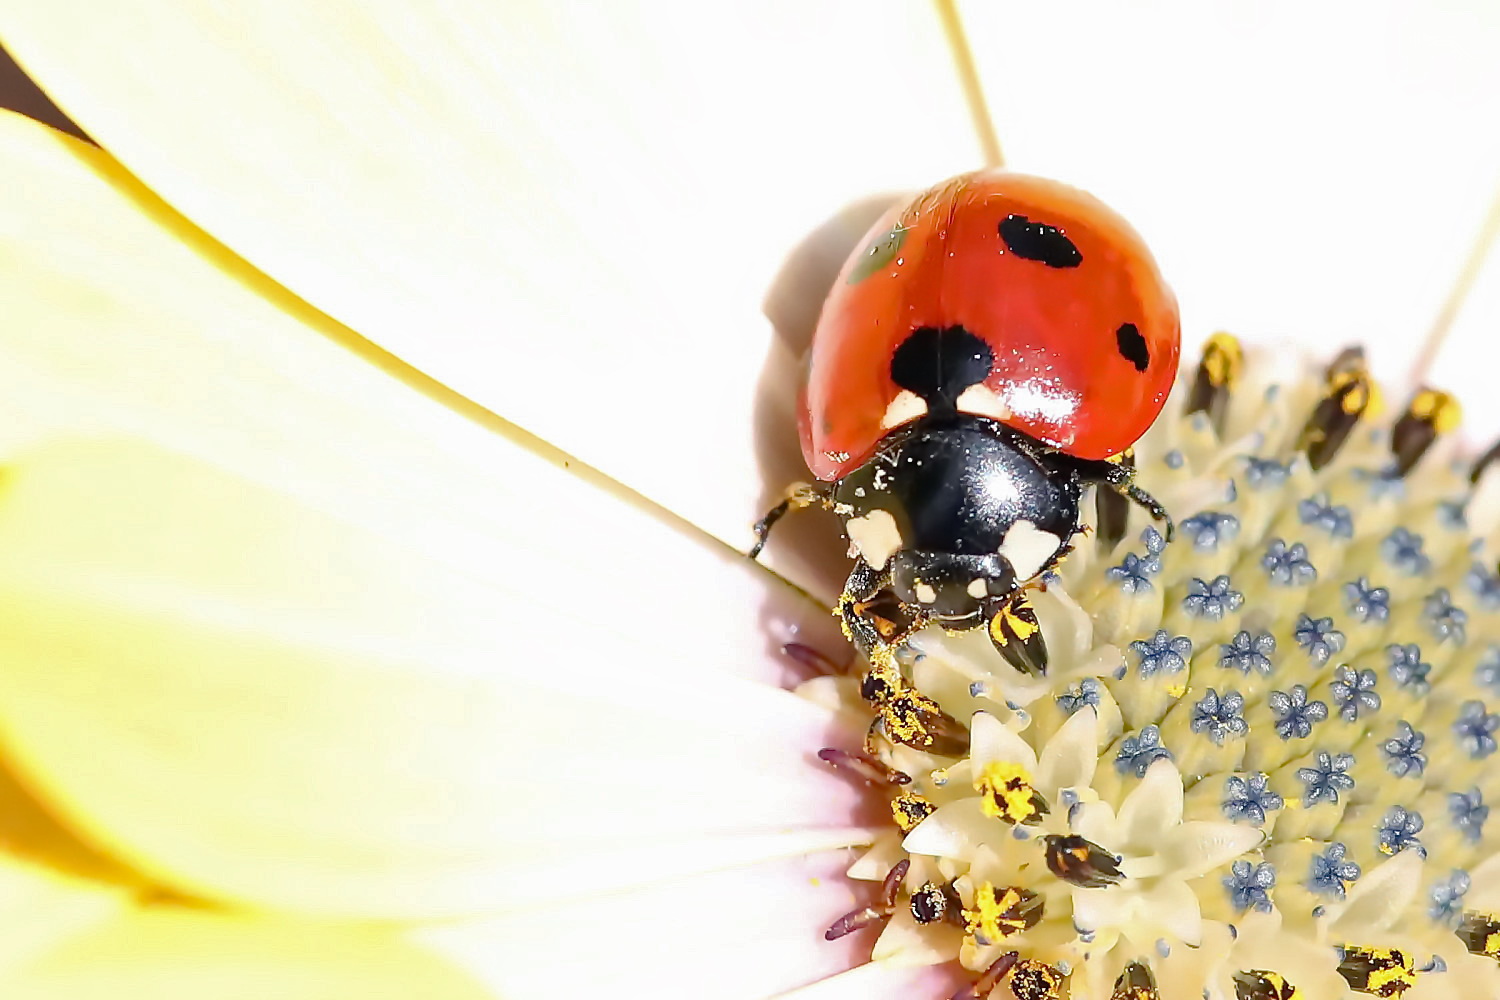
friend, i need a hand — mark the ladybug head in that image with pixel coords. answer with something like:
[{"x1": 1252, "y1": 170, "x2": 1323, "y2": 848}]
[{"x1": 833, "y1": 416, "x2": 1083, "y2": 625}]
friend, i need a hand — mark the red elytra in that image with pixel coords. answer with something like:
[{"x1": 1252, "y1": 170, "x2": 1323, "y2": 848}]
[{"x1": 799, "y1": 170, "x2": 1181, "y2": 482}]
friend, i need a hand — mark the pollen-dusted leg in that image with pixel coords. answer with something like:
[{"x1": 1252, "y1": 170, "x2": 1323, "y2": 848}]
[
  {"x1": 837, "y1": 556, "x2": 925, "y2": 661},
  {"x1": 837, "y1": 560, "x2": 969, "y2": 757},
  {"x1": 748, "y1": 481, "x2": 833, "y2": 558}
]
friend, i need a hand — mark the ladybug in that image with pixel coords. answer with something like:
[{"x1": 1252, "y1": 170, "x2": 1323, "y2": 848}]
[{"x1": 753, "y1": 170, "x2": 1178, "y2": 674}]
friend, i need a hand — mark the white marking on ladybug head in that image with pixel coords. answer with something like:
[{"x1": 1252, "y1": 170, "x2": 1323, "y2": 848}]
[
  {"x1": 955, "y1": 383, "x2": 1013, "y2": 422},
  {"x1": 998, "y1": 520, "x2": 1063, "y2": 582},
  {"x1": 967, "y1": 579, "x2": 988, "y2": 599},
  {"x1": 913, "y1": 582, "x2": 938, "y2": 605},
  {"x1": 845, "y1": 509, "x2": 903, "y2": 570},
  {"x1": 880, "y1": 390, "x2": 928, "y2": 430}
]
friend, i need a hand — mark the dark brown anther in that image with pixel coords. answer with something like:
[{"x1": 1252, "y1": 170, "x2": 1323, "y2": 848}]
[
  {"x1": 1298, "y1": 349, "x2": 1377, "y2": 471},
  {"x1": 1186, "y1": 332, "x2": 1243, "y2": 436},
  {"x1": 909, "y1": 880, "x2": 960, "y2": 925},
  {"x1": 1390, "y1": 388, "x2": 1460, "y2": 477},
  {"x1": 950, "y1": 951, "x2": 1021, "y2": 1000},
  {"x1": 880, "y1": 859, "x2": 910, "y2": 907},
  {"x1": 1044, "y1": 834, "x2": 1125, "y2": 888},
  {"x1": 1233, "y1": 969, "x2": 1299, "y2": 1000},
  {"x1": 823, "y1": 860, "x2": 910, "y2": 942},
  {"x1": 1335, "y1": 945, "x2": 1414, "y2": 996},
  {"x1": 890, "y1": 792, "x2": 937, "y2": 832},
  {"x1": 1095, "y1": 449, "x2": 1134, "y2": 550},
  {"x1": 878, "y1": 693, "x2": 970, "y2": 756},
  {"x1": 782, "y1": 642, "x2": 845, "y2": 677},
  {"x1": 1112, "y1": 961, "x2": 1160, "y2": 1000},
  {"x1": 1472, "y1": 439, "x2": 1500, "y2": 485},
  {"x1": 1457, "y1": 911, "x2": 1500, "y2": 960},
  {"x1": 1324, "y1": 345, "x2": 1367, "y2": 381},
  {"x1": 1009, "y1": 959, "x2": 1068, "y2": 1000},
  {"x1": 822, "y1": 905, "x2": 886, "y2": 941},
  {"x1": 816, "y1": 747, "x2": 911, "y2": 786},
  {"x1": 989, "y1": 594, "x2": 1049, "y2": 677}
]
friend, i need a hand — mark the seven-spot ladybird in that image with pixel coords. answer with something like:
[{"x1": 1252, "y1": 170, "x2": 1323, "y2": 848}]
[{"x1": 753, "y1": 170, "x2": 1179, "y2": 673}]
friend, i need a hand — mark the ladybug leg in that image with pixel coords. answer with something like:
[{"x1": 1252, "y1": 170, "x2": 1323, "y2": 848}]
[
  {"x1": 838, "y1": 557, "x2": 923, "y2": 661},
  {"x1": 1061, "y1": 456, "x2": 1175, "y2": 542},
  {"x1": 749, "y1": 482, "x2": 834, "y2": 559}
]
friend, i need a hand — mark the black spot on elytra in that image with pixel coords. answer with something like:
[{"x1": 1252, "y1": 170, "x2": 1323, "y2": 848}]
[
  {"x1": 1115, "y1": 323, "x2": 1150, "y2": 372},
  {"x1": 999, "y1": 215, "x2": 1082, "y2": 268},
  {"x1": 890, "y1": 326, "x2": 994, "y2": 412}
]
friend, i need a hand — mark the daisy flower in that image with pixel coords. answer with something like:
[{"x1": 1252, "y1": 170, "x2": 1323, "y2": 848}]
[{"x1": 0, "y1": 4, "x2": 1499, "y2": 1000}]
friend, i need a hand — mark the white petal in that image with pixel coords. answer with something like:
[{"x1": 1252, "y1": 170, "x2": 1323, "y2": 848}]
[
  {"x1": 1160, "y1": 822, "x2": 1265, "y2": 880},
  {"x1": 1466, "y1": 851, "x2": 1500, "y2": 912},
  {"x1": 1, "y1": 3, "x2": 987, "y2": 592},
  {"x1": 969, "y1": 711, "x2": 1038, "y2": 771},
  {"x1": 1070, "y1": 886, "x2": 1132, "y2": 936},
  {"x1": 770, "y1": 960, "x2": 966, "y2": 1000},
  {"x1": 1328, "y1": 850, "x2": 1424, "y2": 936},
  {"x1": 417, "y1": 851, "x2": 889, "y2": 1000},
  {"x1": 1141, "y1": 879, "x2": 1204, "y2": 946},
  {"x1": 901, "y1": 798, "x2": 990, "y2": 859},
  {"x1": 1035, "y1": 706, "x2": 1100, "y2": 795},
  {"x1": 1116, "y1": 759, "x2": 1185, "y2": 845},
  {"x1": 871, "y1": 909, "x2": 957, "y2": 968},
  {"x1": 0, "y1": 112, "x2": 856, "y2": 917}
]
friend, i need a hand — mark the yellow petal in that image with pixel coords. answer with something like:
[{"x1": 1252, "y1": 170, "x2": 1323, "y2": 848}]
[
  {"x1": 0, "y1": 853, "x2": 126, "y2": 976},
  {"x1": 956, "y1": 1, "x2": 1500, "y2": 419},
  {"x1": 2, "y1": 909, "x2": 490, "y2": 1000},
  {"x1": 0, "y1": 111, "x2": 863, "y2": 917},
  {"x1": 1, "y1": 3, "x2": 985, "y2": 596}
]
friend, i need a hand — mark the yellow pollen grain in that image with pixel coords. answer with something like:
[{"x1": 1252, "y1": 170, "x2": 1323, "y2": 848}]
[
  {"x1": 1203, "y1": 331, "x2": 1243, "y2": 386},
  {"x1": 891, "y1": 792, "x2": 936, "y2": 832},
  {"x1": 1411, "y1": 388, "x2": 1461, "y2": 433},
  {"x1": 962, "y1": 882, "x2": 1014, "y2": 941},
  {"x1": 975, "y1": 761, "x2": 1041, "y2": 823},
  {"x1": 1339, "y1": 946, "x2": 1413, "y2": 995},
  {"x1": 882, "y1": 690, "x2": 943, "y2": 747}
]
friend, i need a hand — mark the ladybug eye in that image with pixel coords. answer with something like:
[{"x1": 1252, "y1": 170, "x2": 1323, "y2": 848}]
[
  {"x1": 999, "y1": 215, "x2": 1082, "y2": 268},
  {"x1": 1115, "y1": 323, "x2": 1150, "y2": 372},
  {"x1": 846, "y1": 223, "x2": 908, "y2": 284}
]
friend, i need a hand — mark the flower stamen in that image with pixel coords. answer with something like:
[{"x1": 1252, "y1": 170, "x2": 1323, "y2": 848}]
[
  {"x1": 1232, "y1": 969, "x2": 1300, "y2": 1000},
  {"x1": 975, "y1": 761, "x2": 1049, "y2": 824},
  {"x1": 1043, "y1": 834, "x2": 1125, "y2": 888},
  {"x1": 816, "y1": 746, "x2": 911, "y2": 786},
  {"x1": 1111, "y1": 961, "x2": 1161, "y2": 1000},
  {"x1": 962, "y1": 882, "x2": 1044, "y2": 943},
  {"x1": 1335, "y1": 945, "x2": 1415, "y2": 997},
  {"x1": 823, "y1": 860, "x2": 910, "y2": 941}
]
